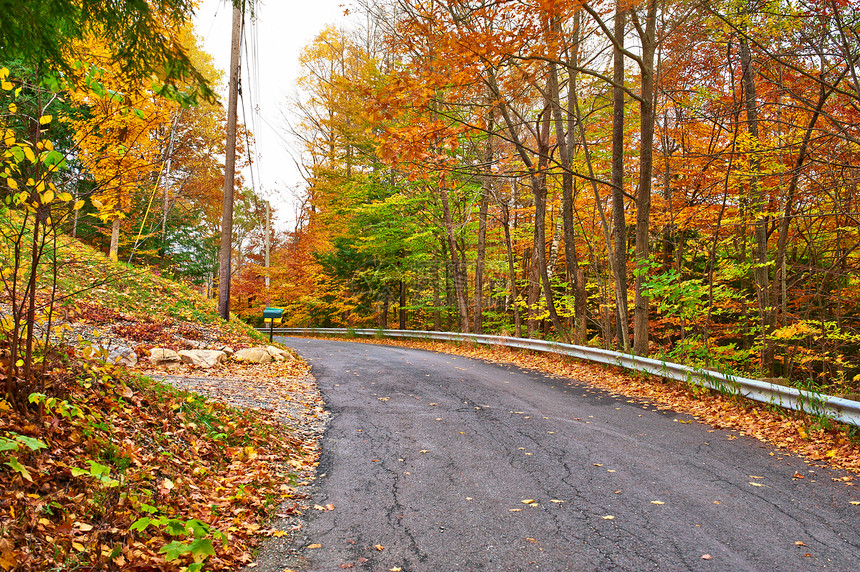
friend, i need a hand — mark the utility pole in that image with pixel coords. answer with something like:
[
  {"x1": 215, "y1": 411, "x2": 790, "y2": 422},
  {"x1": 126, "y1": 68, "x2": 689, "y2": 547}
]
[
  {"x1": 218, "y1": 3, "x2": 242, "y2": 320},
  {"x1": 264, "y1": 199, "x2": 271, "y2": 289}
]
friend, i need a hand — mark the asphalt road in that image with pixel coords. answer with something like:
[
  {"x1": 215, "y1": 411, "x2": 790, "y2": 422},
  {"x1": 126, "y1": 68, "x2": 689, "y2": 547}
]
[{"x1": 276, "y1": 337, "x2": 860, "y2": 571}]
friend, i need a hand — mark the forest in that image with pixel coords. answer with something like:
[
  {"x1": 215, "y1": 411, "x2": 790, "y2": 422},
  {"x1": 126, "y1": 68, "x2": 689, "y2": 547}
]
[
  {"x1": 3, "y1": 0, "x2": 860, "y2": 395},
  {"x1": 260, "y1": 0, "x2": 860, "y2": 395}
]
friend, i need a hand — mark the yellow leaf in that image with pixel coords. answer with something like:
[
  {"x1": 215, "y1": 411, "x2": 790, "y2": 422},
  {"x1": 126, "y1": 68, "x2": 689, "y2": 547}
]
[
  {"x1": 39, "y1": 115, "x2": 52, "y2": 125},
  {"x1": 23, "y1": 146, "x2": 35, "y2": 163},
  {"x1": 850, "y1": 501, "x2": 860, "y2": 505},
  {"x1": 748, "y1": 482, "x2": 763, "y2": 487},
  {"x1": 44, "y1": 139, "x2": 54, "y2": 151},
  {"x1": 825, "y1": 450, "x2": 837, "y2": 458},
  {"x1": 38, "y1": 518, "x2": 51, "y2": 526},
  {"x1": 307, "y1": 543, "x2": 322, "y2": 549},
  {"x1": 651, "y1": 501, "x2": 665, "y2": 505},
  {"x1": 73, "y1": 200, "x2": 85, "y2": 210},
  {"x1": 602, "y1": 515, "x2": 614, "y2": 520},
  {"x1": 550, "y1": 499, "x2": 564, "y2": 503},
  {"x1": 1, "y1": 81, "x2": 13, "y2": 91},
  {"x1": 77, "y1": 522, "x2": 93, "y2": 532},
  {"x1": 72, "y1": 542, "x2": 85, "y2": 552},
  {"x1": 7, "y1": 103, "x2": 16, "y2": 113},
  {"x1": 390, "y1": 568, "x2": 402, "y2": 572},
  {"x1": 7, "y1": 179, "x2": 17, "y2": 190},
  {"x1": 374, "y1": 544, "x2": 384, "y2": 551}
]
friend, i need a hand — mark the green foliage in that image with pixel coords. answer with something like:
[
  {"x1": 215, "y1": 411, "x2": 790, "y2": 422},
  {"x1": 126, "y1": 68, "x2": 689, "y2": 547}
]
[{"x1": 0, "y1": 0, "x2": 213, "y2": 103}]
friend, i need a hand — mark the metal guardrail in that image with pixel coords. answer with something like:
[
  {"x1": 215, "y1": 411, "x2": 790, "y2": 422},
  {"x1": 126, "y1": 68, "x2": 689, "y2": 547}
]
[{"x1": 264, "y1": 327, "x2": 860, "y2": 427}]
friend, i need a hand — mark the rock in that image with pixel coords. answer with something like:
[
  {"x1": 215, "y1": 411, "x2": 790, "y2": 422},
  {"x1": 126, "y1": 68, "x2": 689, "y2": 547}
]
[
  {"x1": 219, "y1": 346, "x2": 235, "y2": 356},
  {"x1": 111, "y1": 347, "x2": 138, "y2": 367},
  {"x1": 87, "y1": 345, "x2": 138, "y2": 366},
  {"x1": 149, "y1": 348, "x2": 181, "y2": 366},
  {"x1": 234, "y1": 347, "x2": 273, "y2": 364},
  {"x1": 178, "y1": 349, "x2": 227, "y2": 369},
  {"x1": 265, "y1": 345, "x2": 292, "y2": 362}
]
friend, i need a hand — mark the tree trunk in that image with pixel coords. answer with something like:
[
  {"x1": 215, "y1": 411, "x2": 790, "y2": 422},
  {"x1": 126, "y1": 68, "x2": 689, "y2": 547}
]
[
  {"x1": 550, "y1": 20, "x2": 587, "y2": 343},
  {"x1": 109, "y1": 217, "x2": 120, "y2": 262},
  {"x1": 502, "y1": 200, "x2": 523, "y2": 337},
  {"x1": 399, "y1": 279, "x2": 407, "y2": 330},
  {"x1": 473, "y1": 118, "x2": 492, "y2": 334},
  {"x1": 633, "y1": 0, "x2": 658, "y2": 356},
  {"x1": 739, "y1": 33, "x2": 773, "y2": 372},
  {"x1": 433, "y1": 263, "x2": 443, "y2": 331},
  {"x1": 440, "y1": 185, "x2": 470, "y2": 332},
  {"x1": 612, "y1": 2, "x2": 630, "y2": 350}
]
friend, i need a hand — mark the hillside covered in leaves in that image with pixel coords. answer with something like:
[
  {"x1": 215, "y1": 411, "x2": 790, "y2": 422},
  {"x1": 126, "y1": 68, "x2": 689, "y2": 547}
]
[{"x1": 0, "y1": 216, "x2": 322, "y2": 571}]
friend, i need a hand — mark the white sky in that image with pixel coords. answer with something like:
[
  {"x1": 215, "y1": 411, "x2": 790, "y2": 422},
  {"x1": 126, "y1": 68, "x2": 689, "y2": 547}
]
[{"x1": 193, "y1": 0, "x2": 350, "y2": 230}]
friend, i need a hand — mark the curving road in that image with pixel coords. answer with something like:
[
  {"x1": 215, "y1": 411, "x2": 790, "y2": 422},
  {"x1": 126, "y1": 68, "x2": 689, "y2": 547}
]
[{"x1": 276, "y1": 337, "x2": 860, "y2": 571}]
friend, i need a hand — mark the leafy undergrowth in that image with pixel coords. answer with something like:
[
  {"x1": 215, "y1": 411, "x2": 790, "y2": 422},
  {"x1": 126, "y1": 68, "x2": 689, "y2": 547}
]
[
  {"x1": 0, "y1": 353, "x2": 317, "y2": 571},
  {"x1": 322, "y1": 336, "x2": 860, "y2": 475},
  {"x1": 1, "y1": 229, "x2": 322, "y2": 570}
]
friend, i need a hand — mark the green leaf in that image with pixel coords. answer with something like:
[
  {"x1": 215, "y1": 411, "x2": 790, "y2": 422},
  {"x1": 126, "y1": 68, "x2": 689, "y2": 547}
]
[
  {"x1": 5, "y1": 456, "x2": 32, "y2": 481},
  {"x1": 159, "y1": 540, "x2": 190, "y2": 561},
  {"x1": 165, "y1": 518, "x2": 187, "y2": 536},
  {"x1": 15, "y1": 435, "x2": 46, "y2": 451},
  {"x1": 140, "y1": 502, "x2": 159, "y2": 514},
  {"x1": 42, "y1": 150, "x2": 66, "y2": 169},
  {"x1": 186, "y1": 537, "x2": 215, "y2": 560},
  {"x1": 129, "y1": 517, "x2": 152, "y2": 532},
  {"x1": 0, "y1": 438, "x2": 20, "y2": 452},
  {"x1": 184, "y1": 519, "x2": 210, "y2": 538}
]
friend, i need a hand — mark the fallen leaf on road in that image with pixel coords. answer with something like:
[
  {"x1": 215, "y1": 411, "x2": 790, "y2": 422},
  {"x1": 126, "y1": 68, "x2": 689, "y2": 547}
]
[
  {"x1": 509, "y1": 508, "x2": 522, "y2": 512},
  {"x1": 651, "y1": 501, "x2": 665, "y2": 505},
  {"x1": 602, "y1": 515, "x2": 614, "y2": 520},
  {"x1": 308, "y1": 544, "x2": 322, "y2": 549},
  {"x1": 390, "y1": 567, "x2": 402, "y2": 571},
  {"x1": 701, "y1": 554, "x2": 712, "y2": 560},
  {"x1": 749, "y1": 475, "x2": 764, "y2": 479},
  {"x1": 850, "y1": 501, "x2": 860, "y2": 505},
  {"x1": 419, "y1": 450, "x2": 429, "y2": 454},
  {"x1": 593, "y1": 463, "x2": 603, "y2": 467},
  {"x1": 522, "y1": 499, "x2": 536, "y2": 504},
  {"x1": 374, "y1": 544, "x2": 385, "y2": 551},
  {"x1": 793, "y1": 472, "x2": 805, "y2": 479},
  {"x1": 795, "y1": 541, "x2": 806, "y2": 546},
  {"x1": 550, "y1": 499, "x2": 564, "y2": 503},
  {"x1": 339, "y1": 563, "x2": 354, "y2": 569}
]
